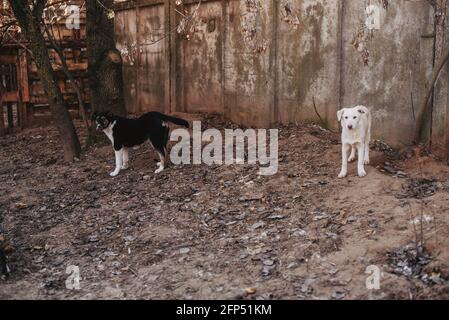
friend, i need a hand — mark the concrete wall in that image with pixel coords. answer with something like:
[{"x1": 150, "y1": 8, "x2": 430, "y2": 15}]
[
  {"x1": 115, "y1": 0, "x2": 449, "y2": 157},
  {"x1": 432, "y1": 4, "x2": 449, "y2": 159},
  {"x1": 341, "y1": 1, "x2": 434, "y2": 146},
  {"x1": 277, "y1": 0, "x2": 340, "y2": 127},
  {"x1": 183, "y1": 1, "x2": 224, "y2": 114}
]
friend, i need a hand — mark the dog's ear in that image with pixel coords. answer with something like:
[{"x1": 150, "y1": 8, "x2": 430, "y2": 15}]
[
  {"x1": 357, "y1": 106, "x2": 369, "y2": 116},
  {"x1": 337, "y1": 109, "x2": 345, "y2": 122},
  {"x1": 106, "y1": 111, "x2": 114, "y2": 119}
]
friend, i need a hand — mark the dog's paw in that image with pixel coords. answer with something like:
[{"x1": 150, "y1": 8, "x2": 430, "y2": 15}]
[
  {"x1": 364, "y1": 159, "x2": 370, "y2": 165},
  {"x1": 110, "y1": 171, "x2": 120, "y2": 177},
  {"x1": 358, "y1": 169, "x2": 367, "y2": 178},
  {"x1": 154, "y1": 167, "x2": 164, "y2": 174},
  {"x1": 338, "y1": 171, "x2": 347, "y2": 179},
  {"x1": 121, "y1": 164, "x2": 129, "y2": 170}
]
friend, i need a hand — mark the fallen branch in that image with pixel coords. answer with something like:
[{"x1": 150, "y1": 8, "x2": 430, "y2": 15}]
[{"x1": 312, "y1": 96, "x2": 325, "y2": 126}]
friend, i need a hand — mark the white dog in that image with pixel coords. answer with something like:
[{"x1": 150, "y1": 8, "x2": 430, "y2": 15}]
[{"x1": 337, "y1": 106, "x2": 372, "y2": 178}]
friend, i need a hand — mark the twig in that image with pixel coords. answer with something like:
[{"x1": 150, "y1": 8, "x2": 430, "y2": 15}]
[
  {"x1": 407, "y1": 202, "x2": 420, "y2": 255},
  {"x1": 312, "y1": 96, "x2": 334, "y2": 132},
  {"x1": 4, "y1": 34, "x2": 33, "y2": 56},
  {"x1": 139, "y1": 0, "x2": 202, "y2": 46}
]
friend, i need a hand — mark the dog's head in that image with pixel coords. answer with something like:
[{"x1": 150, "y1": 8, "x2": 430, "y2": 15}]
[
  {"x1": 91, "y1": 111, "x2": 115, "y2": 132},
  {"x1": 337, "y1": 106, "x2": 368, "y2": 131}
]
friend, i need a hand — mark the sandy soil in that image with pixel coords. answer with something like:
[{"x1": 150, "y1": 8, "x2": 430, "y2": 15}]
[{"x1": 0, "y1": 114, "x2": 448, "y2": 300}]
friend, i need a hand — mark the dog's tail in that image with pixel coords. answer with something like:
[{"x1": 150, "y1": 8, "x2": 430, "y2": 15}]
[{"x1": 159, "y1": 113, "x2": 190, "y2": 128}]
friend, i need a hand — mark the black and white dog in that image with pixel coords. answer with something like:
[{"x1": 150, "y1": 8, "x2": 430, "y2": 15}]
[
  {"x1": 92, "y1": 111, "x2": 190, "y2": 176},
  {"x1": 0, "y1": 226, "x2": 10, "y2": 278}
]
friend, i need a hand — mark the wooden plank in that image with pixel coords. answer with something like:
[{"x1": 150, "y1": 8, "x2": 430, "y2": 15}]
[
  {"x1": 222, "y1": 0, "x2": 229, "y2": 121},
  {"x1": 136, "y1": 4, "x2": 141, "y2": 113},
  {"x1": 16, "y1": 50, "x2": 26, "y2": 128},
  {"x1": 19, "y1": 50, "x2": 30, "y2": 103},
  {"x1": 0, "y1": 85, "x2": 5, "y2": 136},
  {"x1": 114, "y1": 0, "x2": 164, "y2": 11},
  {"x1": 164, "y1": 0, "x2": 171, "y2": 114},
  {"x1": 170, "y1": 0, "x2": 183, "y2": 112},
  {"x1": 6, "y1": 102, "x2": 13, "y2": 129},
  {"x1": 271, "y1": 0, "x2": 279, "y2": 125},
  {"x1": 0, "y1": 55, "x2": 17, "y2": 64},
  {"x1": 114, "y1": 0, "x2": 230, "y2": 11},
  {"x1": 1, "y1": 92, "x2": 18, "y2": 102}
]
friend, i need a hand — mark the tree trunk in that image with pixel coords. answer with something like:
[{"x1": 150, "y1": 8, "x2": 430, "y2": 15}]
[
  {"x1": 8, "y1": 0, "x2": 81, "y2": 162},
  {"x1": 86, "y1": 0, "x2": 127, "y2": 117}
]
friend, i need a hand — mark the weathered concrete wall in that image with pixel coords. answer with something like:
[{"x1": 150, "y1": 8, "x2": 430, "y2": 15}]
[
  {"x1": 341, "y1": 0, "x2": 434, "y2": 147},
  {"x1": 224, "y1": 0, "x2": 275, "y2": 127},
  {"x1": 138, "y1": 4, "x2": 166, "y2": 113},
  {"x1": 115, "y1": 1, "x2": 166, "y2": 114},
  {"x1": 115, "y1": 7, "x2": 138, "y2": 113},
  {"x1": 277, "y1": 0, "x2": 340, "y2": 127},
  {"x1": 432, "y1": 4, "x2": 449, "y2": 160},
  {"x1": 115, "y1": 0, "x2": 449, "y2": 156},
  {"x1": 183, "y1": 1, "x2": 224, "y2": 114}
]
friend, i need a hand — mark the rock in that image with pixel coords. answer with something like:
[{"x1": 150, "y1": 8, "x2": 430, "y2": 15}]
[
  {"x1": 332, "y1": 291, "x2": 346, "y2": 300},
  {"x1": 250, "y1": 222, "x2": 265, "y2": 230},
  {"x1": 263, "y1": 259, "x2": 275, "y2": 266},
  {"x1": 245, "y1": 287, "x2": 257, "y2": 295},
  {"x1": 179, "y1": 248, "x2": 190, "y2": 254}
]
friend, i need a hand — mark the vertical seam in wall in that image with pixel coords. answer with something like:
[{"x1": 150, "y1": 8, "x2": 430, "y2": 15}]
[
  {"x1": 430, "y1": 6, "x2": 437, "y2": 149},
  {"x1": 272, "y1": 0, "x2": 280, "y2": 126},
  {"x1": 136, "y1": 4, "x2": 141, "y2": 114},
  {"x1": 337, "y1": 0, "x2": 345, "y2": 111},
  {"x1": 179, "y1": 2, "x2": 185, "y2": 113},
  {"x1": 165, "y1": 0, "x2": 171, "y2": 114},
  {"x1": 170, "y1": 0, "x2": 178, "y2": 113},
  {"x1": 221, "y1": 0, "x2": 227, "y2": 121}
]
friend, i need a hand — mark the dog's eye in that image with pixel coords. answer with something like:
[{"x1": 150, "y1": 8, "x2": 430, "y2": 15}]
[
  {"x1": 353, "y1": 117, "x2": 357, "y2": 119},
  {"x1": 345, "y1": 117, "x2": 348, "y2": 119}
]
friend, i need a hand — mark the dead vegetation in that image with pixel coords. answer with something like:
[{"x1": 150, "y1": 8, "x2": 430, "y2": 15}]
[{"x1": 0, "y1": 114, "x2": 449, "y2": 299}]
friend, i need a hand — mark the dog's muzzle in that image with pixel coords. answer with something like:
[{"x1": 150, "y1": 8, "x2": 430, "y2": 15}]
[{"x1": 96, "y1": 125, "x2": 104, "y2": 132}]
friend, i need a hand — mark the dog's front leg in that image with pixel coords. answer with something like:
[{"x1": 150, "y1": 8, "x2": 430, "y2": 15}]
[
  {"x1": 110, "y1": 149, "x2": 123, "y2": 177},
  {"x1": 338, "y1": 144, "x2": 350, "y2": 178},
  {"x1": 357, "y1": 143, "x2": 367, "y2": 177}
]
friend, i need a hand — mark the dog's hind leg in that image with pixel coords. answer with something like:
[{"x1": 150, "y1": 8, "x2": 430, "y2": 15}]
[
  {"x1": 364, "y1": 111, "x2": 372, "y2": 165},
  {"x1": 364, "y1": 143, "x2": 370, "y2": 165},
  {"x1": 122, "y1": 148, "x2": 129, "y2": 170},
  {"x1": 149, "y1": 125, "x2": 169, "y2": 174},
  {"x1": 150, "y1": 139, "x2": 167, "y2": 174},
  {"x1": 110, "y1": 149, "x2": 123, "y2": 177},
  {"x1": 364, "y1": 129, "x2": 371, "y2": 165},
  {"x1": 154, "y1": 151, "x2": 165, "y2": 174},
  {"x1": 348, "y1": 146, "x2": 356, "y2": 163}
]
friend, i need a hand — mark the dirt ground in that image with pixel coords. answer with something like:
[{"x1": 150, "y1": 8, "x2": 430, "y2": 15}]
[{"x1": 1, "y1": 113, "x2": 449, "y2": 300}]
